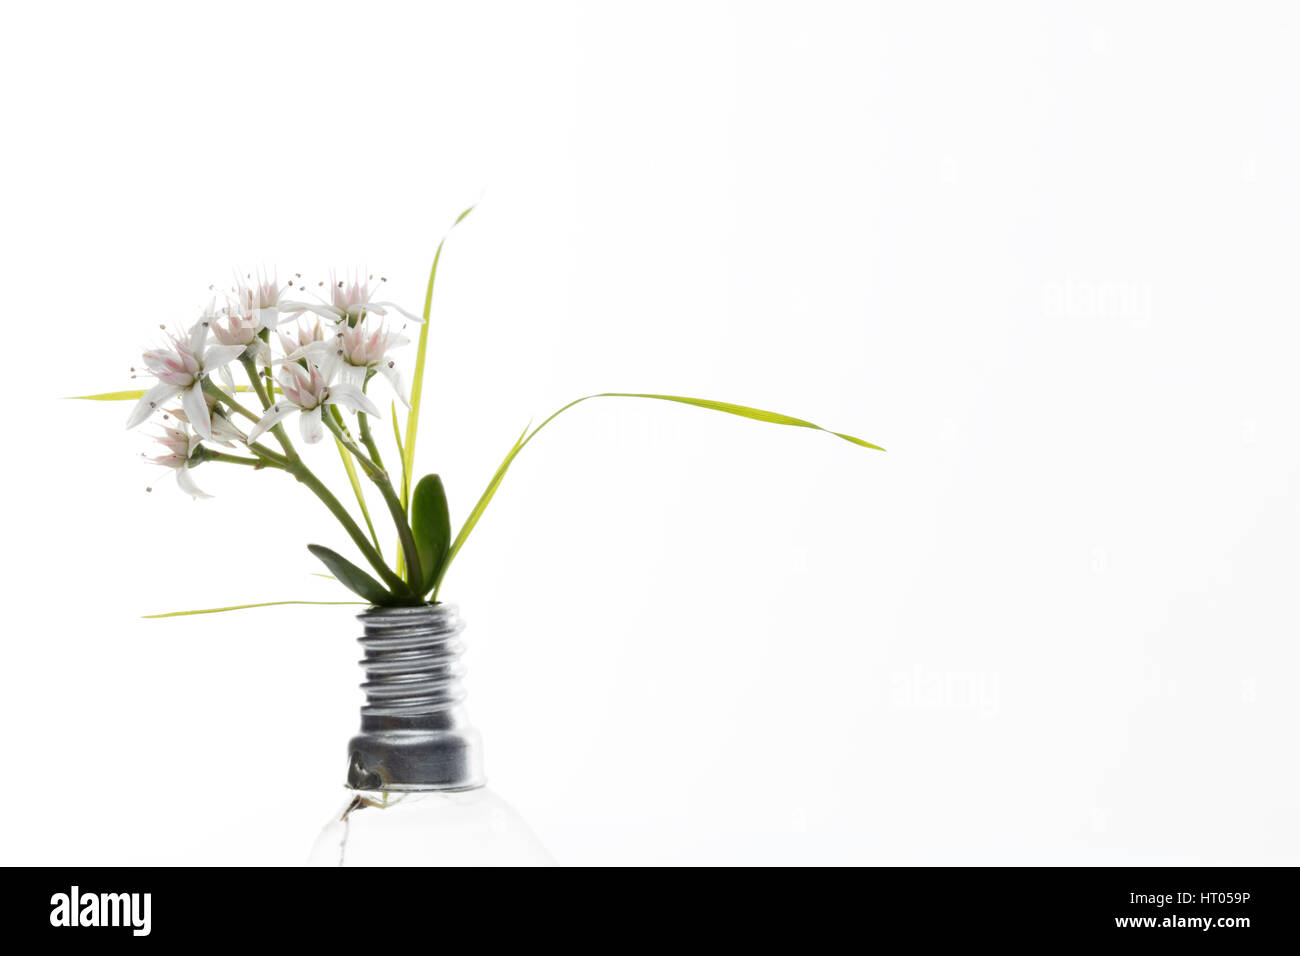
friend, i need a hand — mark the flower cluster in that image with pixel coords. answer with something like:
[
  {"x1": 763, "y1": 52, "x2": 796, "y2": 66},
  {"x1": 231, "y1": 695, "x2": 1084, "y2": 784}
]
[{"x1": 127, "y1": 271, "x2": 420, "y2": 498}]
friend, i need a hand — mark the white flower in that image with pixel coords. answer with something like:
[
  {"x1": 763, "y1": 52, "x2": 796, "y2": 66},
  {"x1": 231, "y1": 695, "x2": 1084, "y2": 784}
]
[
  {"x1": 275, "y1": 315, "x2": 328, "y2": 357},
  {"x1": 247, "y1": 357, "x2": 380, "y2": 445},
  {"x1": 285, "y1": 316, "x2": 410, "y2": 405},
  {"x1": 212, "y1": 271, "x2": 304, "y2": 374},
  {"x1": 126, "y1": 314, "x2": 245, "y2": 439},
  {"x1": 211, "y1": 304, "x2": 274, "y2": 378},
  {"x1": 229, "y1": 270, "x2": 298, "y2": 331},
  {"x1": 281, "y1": 271, "x2": 422, "y2": 325},
  {"x1": 145, "y1": 420, "x2": 211, "y2": 499}
]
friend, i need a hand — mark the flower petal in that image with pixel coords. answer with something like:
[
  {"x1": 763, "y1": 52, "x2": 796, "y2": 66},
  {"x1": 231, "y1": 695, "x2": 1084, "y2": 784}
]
[
  {"x1": 246, "y1": 402, "x2": 297, "y2": 444},
  {"x1": 181, "y1": 383, "x2": 213, "y2": 439},
  {"x1": 205, "y1": 410, "x2": 243, "y2": 446},
  {"x1": 371, "y1": 300, "x2": 425, "y2": 323},
  {"x1": 375, "y1": 361, "x2": 409, "y2": 407},
  {"x1": 274, "y1": 340, "x2": 332, "y2": 365},
  {"x1": 299, "y1": 405, "x2": 325, "y2": 444},
  {"x1": 176, "y1": 466, "x2": 213, "y2": 500},
  {"x1": 202, "y1": 344, "x2": 246, "y2": 371},
  {"x1": 280, "y1": 301, "x2": 344, "y2": 322},
  {"x1": 126, "y1": 382, "x2": 182, "y2": 429},
  {"x1": 189, "y1": 320, "x2": 210, "y2": 355},
  {"x1": 326, "y1": 382, "x2": 381, "y2": 417}
]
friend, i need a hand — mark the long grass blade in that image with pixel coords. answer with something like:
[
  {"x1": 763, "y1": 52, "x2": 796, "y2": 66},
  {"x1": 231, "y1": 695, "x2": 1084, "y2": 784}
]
[
  {"x1": 433, "y1": 393, "x2": 882, "y2": 597},
  {"x1": 402, "y1": 204, "x2": 476, "y2": 511},
  {"x1": 391, "y1": 404, "x2": 408, "y2": 577},
  {"x1": 68, "y1": 385, "x2": 273, "y2": 401},
  {"x1": 391, "y1": 402, "x2": 408, "y2": 501},
  {"x1": 433, "y1": 425, "x2": 529, "y2": 597},
  {"x1": 595, "y1": 394, "x2": 885, "y2": 449},
  {"x1": 334, "y1": 436, "x2": 381, "y2": 552},
  {"x1": 144, "y1": 600, "x2": 366, "y2": 619}
]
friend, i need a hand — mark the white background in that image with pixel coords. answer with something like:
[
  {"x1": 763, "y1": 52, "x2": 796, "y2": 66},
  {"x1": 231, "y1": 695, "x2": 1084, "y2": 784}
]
[{"x1": 2, "y1": 0, "x2": 1297, "y2": 865}]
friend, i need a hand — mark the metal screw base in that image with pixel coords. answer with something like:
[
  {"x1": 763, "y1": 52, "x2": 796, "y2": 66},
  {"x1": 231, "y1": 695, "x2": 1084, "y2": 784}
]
[{"x1": 345, "y1": 604, "x2": 484, "y2": 791}]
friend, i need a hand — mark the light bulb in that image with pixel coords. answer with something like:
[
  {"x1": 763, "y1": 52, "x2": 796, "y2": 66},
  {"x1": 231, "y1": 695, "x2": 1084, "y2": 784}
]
[{"x1": 309, "y1": 604, "x2": 554, "y2": 866}]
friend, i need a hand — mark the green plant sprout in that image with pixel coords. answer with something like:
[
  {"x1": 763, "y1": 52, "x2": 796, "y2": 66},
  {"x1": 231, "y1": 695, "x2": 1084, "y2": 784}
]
[{"x1": 75, "y1": 207, "x2": 882, "y2": 616}]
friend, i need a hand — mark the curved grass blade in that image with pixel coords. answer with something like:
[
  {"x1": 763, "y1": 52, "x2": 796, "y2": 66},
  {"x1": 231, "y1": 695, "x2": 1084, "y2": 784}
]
[
  {"x1": 307, "y1": 544, "x2": 391, "y2": 605},
  {"x1": 143, "y1": 600, "x2": 366, "y2": 619},
  {"x1": 401, "y1": 204, "x2": 476, "y2": 511},
  {"x1": 433, "y1": 394, "x2": 881, "y2": 597},
  {"x1": 598, "y1": 394, "x2": 884, "y2": 449},
  {"x1": 432, "y1": 424, "x2": 528, "y2": 597}
]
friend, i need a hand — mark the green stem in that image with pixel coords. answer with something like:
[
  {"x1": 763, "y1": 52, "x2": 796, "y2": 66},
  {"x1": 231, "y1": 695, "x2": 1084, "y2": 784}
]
[
  {"x1": 204, "y1": 450, "x2": 276, "y2": 468},
  {"x1": 204, "y1": 379, "x2": 261, "y2": 424},
  {"x1": 334, "y1": 435, "x2": 382, "y2": 553},
  {"x1": 325, "y1": 411, "x2": 424, "y2": 591},
  {"x1": 357, "y1": 379, "x2": 386, "y2": 473},
  {"x1": 198, "y1": 381, "x2": 288, "y2": 466},
  {"x1": 240, "y1": 356, "x2": 299, "y2": 462},
  {"x1": 285, "y1": 457, "x2": 412, "y2": 597},
  {"x1": 205, "y1": 368, "x2": 407, "y2": 598}
]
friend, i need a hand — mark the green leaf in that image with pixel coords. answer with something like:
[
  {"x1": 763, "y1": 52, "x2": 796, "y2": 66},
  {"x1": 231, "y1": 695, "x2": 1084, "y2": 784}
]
[
  {"x1": 143, "y1": 600, "x2": 366, "y2": 619},
  {"x1": 402, "y1": 204, "x2": 476, "y2": 511},
  {"x1": 410, "y1": 474, "x2": 451, "y2": 595},
  {"x1": 433, "y1": 394, "x2": 881, "y2": 598},
  {"x1": 306, "y1": 544, "x2": 392, "y2": 605}
]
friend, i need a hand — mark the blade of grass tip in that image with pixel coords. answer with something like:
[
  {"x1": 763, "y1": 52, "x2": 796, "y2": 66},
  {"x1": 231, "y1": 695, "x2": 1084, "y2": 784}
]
[
  {"x1": 434, "y1": 393, "x2": 881, "y2": 595},
  {"x1": 595, "y1": 394, "x2": 885, "y2": 450},
  {"x1": 334, "y1": 436, "x2": 381, "y2": 552},
  {"x1": 144, "y1": 600, "x2": 367, "y2": 619},
  {"x1": 402, "y1": 204, "x2": 476, "y2": 511}
]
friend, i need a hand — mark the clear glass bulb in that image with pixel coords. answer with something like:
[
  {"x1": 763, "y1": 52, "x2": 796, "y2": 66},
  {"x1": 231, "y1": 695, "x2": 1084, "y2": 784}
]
[{"x1": 309, "y1": 788, "x2": 554, "y2": 866}]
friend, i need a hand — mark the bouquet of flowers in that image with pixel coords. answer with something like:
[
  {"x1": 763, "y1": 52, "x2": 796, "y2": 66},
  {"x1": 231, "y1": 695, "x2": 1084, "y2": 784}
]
[{"x1": 78, "y1": 208, "x2": 882, "y2": 615}]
